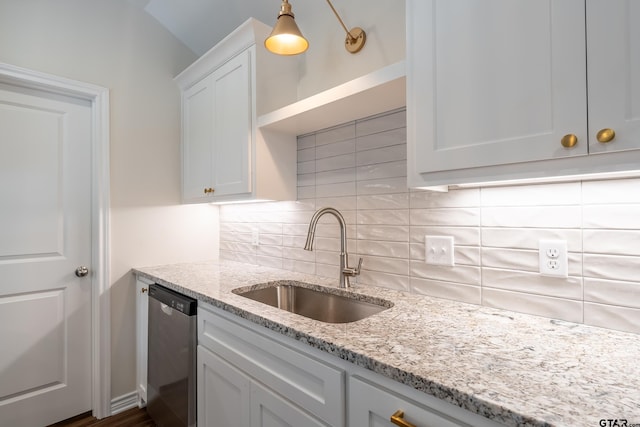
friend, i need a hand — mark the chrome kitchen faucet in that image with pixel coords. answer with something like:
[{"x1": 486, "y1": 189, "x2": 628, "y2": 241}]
[{"x1": 304, "y1": 207, "x2": 363, "y2": 288}]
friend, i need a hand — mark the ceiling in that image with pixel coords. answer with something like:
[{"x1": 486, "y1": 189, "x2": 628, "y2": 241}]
[{"x1": 129, "y1": 0, "x2": 277, "y2": 56}]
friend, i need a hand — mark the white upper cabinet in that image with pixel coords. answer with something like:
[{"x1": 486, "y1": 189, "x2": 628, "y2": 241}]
[
  {"x1": 176, "y1": 18, "x2": 298, "y2": 203},
  {"x1": 408, "y1": 0, "x2": 640, "y2": 187},
  {"x1": 586, "y1": 0, "x2": 640, "y2": 155}
]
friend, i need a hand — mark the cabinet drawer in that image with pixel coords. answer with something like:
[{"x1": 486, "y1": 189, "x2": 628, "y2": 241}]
[
  {"x1": 198, "y1": 304, "x2": 344, "y2": 427},
  {"x1": 349, "y1": 375, "x2": 503, "y2": 427}
]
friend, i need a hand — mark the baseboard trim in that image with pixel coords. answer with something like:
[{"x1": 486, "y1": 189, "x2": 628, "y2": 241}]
[{"x1": 110, "y1": 391, "x2": 138, "y2": 415}]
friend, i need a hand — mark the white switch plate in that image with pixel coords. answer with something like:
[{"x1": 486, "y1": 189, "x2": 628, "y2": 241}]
[
  {"x1": 425, "y1": 235, "x2": 455, "y2": 266},
  {"x1": 539, "y1": 239, "x2": 568, "y2": 277}
]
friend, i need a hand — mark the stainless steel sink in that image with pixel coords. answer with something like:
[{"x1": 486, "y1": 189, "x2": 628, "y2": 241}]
[{"x1": 232, "y1": 282, "x2": 392, "y2": 324}]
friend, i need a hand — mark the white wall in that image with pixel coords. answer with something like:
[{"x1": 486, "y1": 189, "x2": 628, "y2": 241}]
[
  {"x1": 293, "y1": 0, "x2": 406, "y2": 99},
  {"x1": 0, "y1": 0, "x2": 219, "y2": 400}
]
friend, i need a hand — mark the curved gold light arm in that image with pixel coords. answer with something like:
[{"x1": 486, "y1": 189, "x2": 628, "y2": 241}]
[{"x1": 325, "y1": 0, "x2": 366, "y2": 53}]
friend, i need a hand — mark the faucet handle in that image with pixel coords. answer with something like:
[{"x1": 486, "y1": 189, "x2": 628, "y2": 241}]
[{"x1": 343, "y1": 257, "x2": 363, "y2": 276}]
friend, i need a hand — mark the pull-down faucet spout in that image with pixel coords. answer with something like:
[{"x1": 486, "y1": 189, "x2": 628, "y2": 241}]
[{"x1": 304, "y1": 207, "x2": 362, "y2": 288}]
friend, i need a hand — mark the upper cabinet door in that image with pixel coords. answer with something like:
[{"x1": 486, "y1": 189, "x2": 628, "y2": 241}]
[
  {"x1": 587, "y1": 0, "x2": 640, "y2": 154},
  {"x1": 408, "y1": 0, "x2": 588, "y2": 176},
  {"x1": 212, "y1": 49, "x2": 252, "y2": 197},
  {"x1": 182, "y1": 75, "x2": 214, "y2": 201}
]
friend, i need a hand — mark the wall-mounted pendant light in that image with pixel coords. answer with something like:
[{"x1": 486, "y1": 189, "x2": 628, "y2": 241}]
[
  {"x1": 264, "y1": 0, "x2": 309, "y2": 55},
  {"x1": 265, "y1": 0, "x2": 367, "y2": 56}
]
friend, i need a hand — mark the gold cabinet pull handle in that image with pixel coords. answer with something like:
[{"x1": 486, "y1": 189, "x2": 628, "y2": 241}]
[
  {"x1": 561, "y1": 134, "x2": 578, "y2": 148},
  {"x1": 390, "y1": 410, "x2": 416, "y2": 427},
  {"x1": 596, "y1": 128, "x2": 615, "y2": 143},
  {"x1": 141, "y1": 287, "x2": 148, "y2": 294},
  {"x1": 203, "y1": 187, "x2": 215, "y2": 194}
]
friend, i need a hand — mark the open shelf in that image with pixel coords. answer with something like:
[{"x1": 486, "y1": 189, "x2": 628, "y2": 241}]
[{"x1": 257, "y1": 61, "x2": 406, "y2": 135}]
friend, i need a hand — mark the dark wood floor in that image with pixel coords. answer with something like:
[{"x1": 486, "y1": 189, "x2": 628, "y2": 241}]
[{"x1": 48, "y1": 407, "x2": 156, "y2": 427}]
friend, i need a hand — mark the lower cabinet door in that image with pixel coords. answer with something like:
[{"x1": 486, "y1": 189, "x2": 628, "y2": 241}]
[
  {"x1": 349, "y1": 377, "x2": 470, "y2": 427},
  {"x1": 198, "y1": 345, "x2": 251, "y2": 427},
  {"x1": 251, "y1": 382, "x2": 327, "y2": 427}
]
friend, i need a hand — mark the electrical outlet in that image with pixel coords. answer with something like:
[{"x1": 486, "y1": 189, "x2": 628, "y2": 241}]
[
  {"x1": 252, "y1": 229, "x2": 259, "y2": 246},
  {"x1": 425, "y1": 235, "x2": 455, "y2": 266},
  {"x1": 539, "y1": 239, "x2": 568, "y2": 277}
]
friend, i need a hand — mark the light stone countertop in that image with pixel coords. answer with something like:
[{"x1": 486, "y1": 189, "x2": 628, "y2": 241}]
[{"x1": 133, "y1": 260, "x2": 640, "y2": 427}]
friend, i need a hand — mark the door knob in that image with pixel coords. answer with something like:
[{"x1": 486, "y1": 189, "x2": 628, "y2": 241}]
[
  {"x1": 75, "y1": 266, "x2": 89, "y2": 277},
  {"x1": 596, "y1": 128, "x2": 615, "y2": 143},
  {"x1": 561, "y1": 134, "x2": 578, "y2": 148}
]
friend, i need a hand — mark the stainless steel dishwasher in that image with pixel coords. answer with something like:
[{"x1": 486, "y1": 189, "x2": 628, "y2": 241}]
[{"x1": 147, "y1": 283, "x2": 197, "y2": 427}]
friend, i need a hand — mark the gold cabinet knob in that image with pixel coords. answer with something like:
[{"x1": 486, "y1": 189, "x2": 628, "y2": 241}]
[
  {"x1": 596, "y1": 128, "x2": 615, "y2": 143},
  {"x1": 203, "y1": 187, "x2": 215, "y2": 194},
  {"x1": 561, "y1": 134, "x2": 578, "y2": 148},
  {"x1": 141, "y1": 287, "x2": 148, "y2": 294},
  {"x1": 390, "y1": 410, "x2": 416, "y2": 427}
]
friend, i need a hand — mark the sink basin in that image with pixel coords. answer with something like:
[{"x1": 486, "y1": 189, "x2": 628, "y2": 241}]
[{"x1": 232, "y1": 282, "x2": 392, "y2": 324}]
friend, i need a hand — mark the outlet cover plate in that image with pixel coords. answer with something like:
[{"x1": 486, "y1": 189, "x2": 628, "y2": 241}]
[
  {"x1": 425, "y1": 235, "x2": 455, "y2": 266},
  {"x1": 539, "y1": 239, "x2": 568, "y2": 277}
]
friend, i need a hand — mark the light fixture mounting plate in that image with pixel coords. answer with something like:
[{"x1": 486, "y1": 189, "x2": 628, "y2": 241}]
[{"x1": 345, "y1": 27, "x2": 366, "y2": 53}]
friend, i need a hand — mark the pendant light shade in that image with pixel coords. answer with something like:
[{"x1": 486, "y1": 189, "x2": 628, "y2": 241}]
[{"x1": 264, "y1": 0, "x2": 309, "y2": 55}]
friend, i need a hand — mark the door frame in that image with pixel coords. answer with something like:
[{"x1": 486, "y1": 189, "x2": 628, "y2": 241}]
[{"x1": 0, "y1": 62, "x2": 112, "y2": 419}]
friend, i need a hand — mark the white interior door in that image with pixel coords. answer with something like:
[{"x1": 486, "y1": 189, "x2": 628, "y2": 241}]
[{"x1": 0, "y1": 81, "x2": 93, "y2": 426}]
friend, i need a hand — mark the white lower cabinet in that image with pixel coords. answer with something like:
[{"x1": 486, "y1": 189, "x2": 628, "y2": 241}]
[
  {"x1": 250, "y1": 381, "x2": 327, "y2": 427},
  {"x1": 197, "y1": 302, "x2": 344, "y2": 427},
  {"x1": 348, "y1": 374, "x2": 502, "y2": 427},
  {"x1": 197, "y1": 345, "x2": 251, "y2": 427},
  {"x1": 135, "y1": 277, "x2": 152, "y2": 407}
]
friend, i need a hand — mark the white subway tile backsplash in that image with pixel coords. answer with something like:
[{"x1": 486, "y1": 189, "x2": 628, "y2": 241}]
[
  {"x1": 315, "y1": 139, "x2": 355, "y2": 159},
  {"x1": 315, "y1": 123, "x2": 355, "y2": 145},
  {"x1": 483, "y1": 289, "x2": 583, "y2": 323},
  {"x1": 357, "y1": 225, "x2": 409, "y2": 242},
  {"x1": 356, "y1": 127, "x2": 406, "y2": 151},
  {"x1": 583, "y1": 230, "x2": 640, "y2": 256},
  {"x1": 297, "y1": 134, "x2": 315, "y2": 150},
  {"x1": 582, "y1": 178, "x2": 640, "y2": 204},
  {"x1": 355, "y1": 109, "x2": 406, "y2": 136},
  {"x1": 315, "y1": 181, "x2": 357, "y2": 198},
  {"x1": 297, "y1": 186, "x2": 315, "y2": 199},
  {"x1": 356, "y1": 144, "x2": 406, "y2": 166},
  {"x1": 357, "y1": 193, "x2": 409, "y2": 210},
  {"x1": 410, "y1": 208, "x2": 480, "y2": 227},
  {"x1": 297, "y1": 147, "x2": 315, "y2": 162},
  {"x1": 481, "y1": 182, "x2": 581, "y2": 206},
  {"x1": 315, "y1": 167, "x2": 356, "y2": 185},
  {"x1": 481, "y1": 228, "x2": 582, "y2": 251},
  {"x1": 315, "y1": 153, "x2": 356, "y2": 173},
  {"x1": 357, "y1": 209, "x2": 409, "y2": 226},
  {"x1": 410, "y1": 188, "x2": 480, "y2": 208},
  {"x1": 256, "y1": 255, "x2": 283, "y2": 270},
  {"x1": 358, "y1": 270, "x2": 409, "y2": 292},
  {"x1": 409, "y1": 226, "x2": 480, "y2": 246},
  {"x1": 410, "y1": 277, "x2": 481, "y2": 305},
  {"x1": 584, "y1": 302, "x2": 640, "y2": 334},
  {"x1": 584, "y1": 278, "x2": 640, "y2": 309},
  {"x1": 297, "y1": 160, "x2": 315, "y2": 174},
  {"x1": 356, "y1": 177, "x2": 408, "y2": 195},
  {"x1": 356, "y1": 160, "x2": 406, "y2": 181},
  {"x1": 297, "y1": 173, "x2": 315, "y2": 187},
  {"x1": 357, "y1": 240, "x2": 410, "y2": 259},
  {"x1": 482, "y1": 206, "x2": 582, "y2": 228},
  {"x1": 482, "y1": 268, "x2": 583, "y2": 300},
  {"x1": 361, "y1": 255, "x2": 409, "y2": 276},
  {"x1": 218, "y1": 109, "x2": 640, "y2": 335},
  {"x1": 409, "y1": 261, "x2": 481, "y2": 286},
  {"x1": 583, "y1": 205, "x2": 640, "y2": 229},
  {"x1": 583, "y1": 254, "x2": 640, "y2": 282}
]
